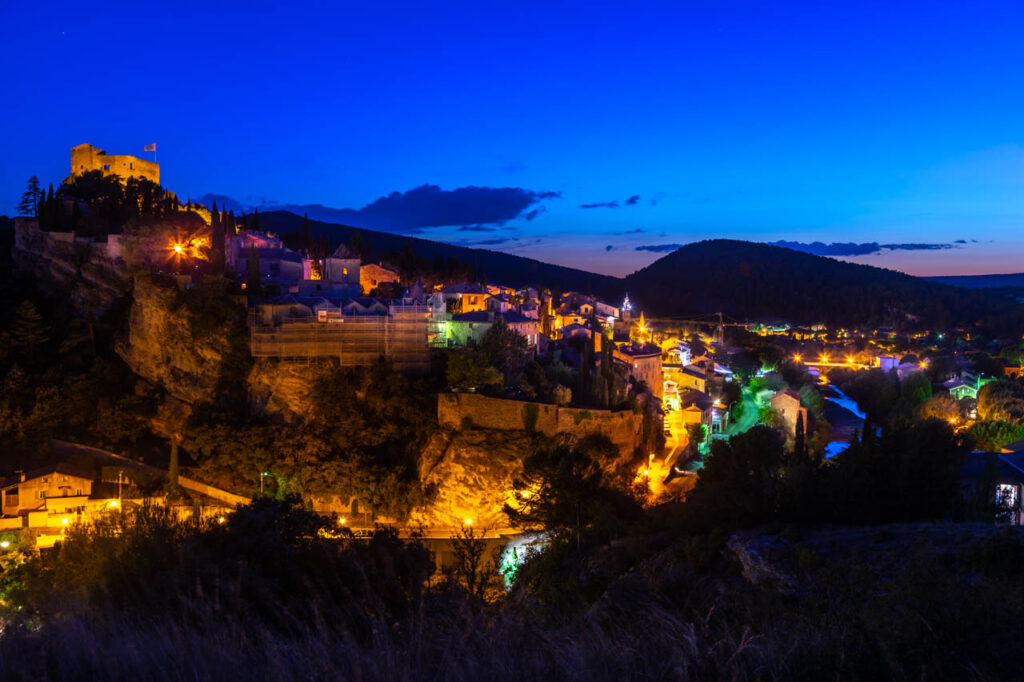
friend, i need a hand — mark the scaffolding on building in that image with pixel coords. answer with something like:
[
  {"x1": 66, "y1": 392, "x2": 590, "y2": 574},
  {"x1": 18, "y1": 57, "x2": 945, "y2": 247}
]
[{"x1": 249, "y1": 303, "x2": 431, "y2": 373}]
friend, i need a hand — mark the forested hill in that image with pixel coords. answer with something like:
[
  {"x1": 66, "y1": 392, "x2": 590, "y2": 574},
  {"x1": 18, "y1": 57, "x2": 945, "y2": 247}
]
[
  {"x1": 925, "y1": 273, "x2": 1024, "y2": 289},
  {"x1": 257, "y1": 210, "x2": 618, "y2": 294},
  {"x1": 622, "y1": 239, "x2": 1023, "y2": 330}
]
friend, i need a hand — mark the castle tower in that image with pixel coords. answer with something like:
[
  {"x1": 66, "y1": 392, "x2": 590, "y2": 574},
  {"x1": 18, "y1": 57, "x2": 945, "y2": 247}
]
[{"x1": 71, "y1": 143, "x2": 160, "y2": 185}]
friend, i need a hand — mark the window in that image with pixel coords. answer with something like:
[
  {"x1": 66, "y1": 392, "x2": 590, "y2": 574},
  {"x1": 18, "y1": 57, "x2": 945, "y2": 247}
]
[
  {"x1": 343, "y1": 267, "x2": 348, "y2": 276},
  {"x1": 129, "y1": 163, "x2": 133, "y2": 169},
  {"x1": 997, "y1": 484, "x2": 1019, "y2": 508},
  {"x1": 38, "y1": 490, "x2": 46, "y2": 499},
  {"x1": 103, "y1": 164, "x2": 110, "y2": 171}
]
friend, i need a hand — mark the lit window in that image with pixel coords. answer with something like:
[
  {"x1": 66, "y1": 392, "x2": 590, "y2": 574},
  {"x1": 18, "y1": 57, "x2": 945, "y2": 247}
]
[{"x1": 997, "y1": 484, "x2": 1019, "y2": 508}]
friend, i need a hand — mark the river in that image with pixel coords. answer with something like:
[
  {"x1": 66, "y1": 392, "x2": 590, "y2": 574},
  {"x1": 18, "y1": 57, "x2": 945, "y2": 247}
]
[{"x1": 822, "y1": 385, "x2": 866, "y2": 459}]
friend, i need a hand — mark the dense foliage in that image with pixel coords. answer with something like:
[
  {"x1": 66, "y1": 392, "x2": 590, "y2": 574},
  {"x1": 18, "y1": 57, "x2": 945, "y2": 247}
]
[{"x1": 624, "y1": 239, "x2": 1024, "y2": 331}]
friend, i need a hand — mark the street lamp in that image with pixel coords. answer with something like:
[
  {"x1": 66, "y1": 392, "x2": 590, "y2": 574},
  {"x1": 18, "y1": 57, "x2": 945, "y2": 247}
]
[{"x1": 260, "y1": 471, "x2": 269, "y2": 495}]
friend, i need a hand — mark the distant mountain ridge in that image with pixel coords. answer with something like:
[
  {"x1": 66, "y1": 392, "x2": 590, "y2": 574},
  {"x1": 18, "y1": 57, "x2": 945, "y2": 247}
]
[
  {"x1": 215, "y1": 210, "x2": 1021, "y2": 330},
  {"x1": 256, "y1": 210, "x2": 619, "y2": 294},
  {"x1": 621, "y1": 240, "x2": 1022, "y2": 329},
  {"x1": 924, "y1": 273, "x2": 1024, "y2": 289}
]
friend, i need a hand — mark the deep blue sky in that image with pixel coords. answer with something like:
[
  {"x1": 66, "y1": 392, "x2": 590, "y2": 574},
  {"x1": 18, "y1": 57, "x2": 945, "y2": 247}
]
[{"x1": 3, "y1": 0, "x2": 1024, "y2": 277}]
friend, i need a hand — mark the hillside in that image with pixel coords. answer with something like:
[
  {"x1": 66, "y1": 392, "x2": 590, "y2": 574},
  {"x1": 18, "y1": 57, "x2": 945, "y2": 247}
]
[
  {"x1": 926, "y1": 272, "x2": 1024, "y2": 289},
  {"x1": 623, "y1": 239, "x2": 1023, "y2": 329},
  {"x1": 257, "y1": 210, "x2": 618, "y2": 294}
]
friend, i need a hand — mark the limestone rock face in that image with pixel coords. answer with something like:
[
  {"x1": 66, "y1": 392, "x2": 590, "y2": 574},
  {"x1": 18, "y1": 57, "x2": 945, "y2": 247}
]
[
  {"x1": 247, "y1": 359, "x2": 325, "y2": 421},
  {"x1": 409, "y1": 428, "x2": 534, "y2": 530},
  {"x1": 12, "y1": 220, "x2": 130, "y2": 318},
  {"x1": 116, "y1": 277, "x2": 232, "y2": 405}
]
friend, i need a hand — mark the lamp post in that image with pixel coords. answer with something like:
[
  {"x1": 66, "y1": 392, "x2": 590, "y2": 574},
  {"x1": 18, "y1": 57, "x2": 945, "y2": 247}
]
[{"x1": 260, "y1": 471, "x2": 269, "y2": 495}]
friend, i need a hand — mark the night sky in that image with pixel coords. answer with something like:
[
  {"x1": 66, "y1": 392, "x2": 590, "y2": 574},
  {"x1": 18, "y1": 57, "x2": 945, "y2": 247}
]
[{"x1": 3, "y1": 1, "x2": 1024, "y2": 277}]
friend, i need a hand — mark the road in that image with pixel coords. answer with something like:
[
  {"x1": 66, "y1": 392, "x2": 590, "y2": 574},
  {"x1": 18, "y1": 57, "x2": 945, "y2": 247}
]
[{"x1": 723, "y1": 387, "x2": 759, "y2": 437}]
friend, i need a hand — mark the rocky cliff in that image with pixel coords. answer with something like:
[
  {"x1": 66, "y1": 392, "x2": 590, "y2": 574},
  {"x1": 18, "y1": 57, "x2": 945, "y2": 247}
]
[
  {"x1": 12, "y1": 219, "x2": 130, "y2": 318},
  {"x1": 408, "y1": 428, "x2": 536, "y2": 529},
  {"x1": 116, "y1": 276, "x2": 242, "y2": 407},
  {"x1": 247, "y1": 359, "x2": 328, "y2": 421}
]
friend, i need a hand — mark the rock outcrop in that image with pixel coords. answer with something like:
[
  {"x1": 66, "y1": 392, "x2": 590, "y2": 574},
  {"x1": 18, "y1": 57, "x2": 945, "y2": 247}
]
[
  {"x1": 409, "y1": 428, "x2": 535, "y2": 529},
  {"x1": 247, "y1": 359, "x2": 327, "y2": 421},
  {"x1": 116, "y1": 276, "x2": 238, "y2": 406},
  {"x1": 12, "y1": 219, "x2": 130, "y2": 318}
]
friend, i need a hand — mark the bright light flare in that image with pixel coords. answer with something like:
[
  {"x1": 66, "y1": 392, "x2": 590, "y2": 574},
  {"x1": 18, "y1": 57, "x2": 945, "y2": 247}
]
[{"x1": 172, "y1": 243, "x2": 184, "y2": 254}]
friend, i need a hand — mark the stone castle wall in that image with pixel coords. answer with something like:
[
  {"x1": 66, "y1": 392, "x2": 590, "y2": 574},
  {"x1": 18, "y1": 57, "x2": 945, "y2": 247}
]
[
  {"x1": 438, "y1": 392, "x2": 643, "y2": 454},
  {"x1": 12, "y1": 219, "x2": 130, "y2": 318},
  {"x1": 71, "y1": 143, "x2": 160, "y2": 184}
]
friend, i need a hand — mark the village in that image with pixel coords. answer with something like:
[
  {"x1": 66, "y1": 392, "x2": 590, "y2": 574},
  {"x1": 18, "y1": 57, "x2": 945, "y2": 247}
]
[{"x1": 4, "y1": 144, "x2": 1024, "y2": 556}]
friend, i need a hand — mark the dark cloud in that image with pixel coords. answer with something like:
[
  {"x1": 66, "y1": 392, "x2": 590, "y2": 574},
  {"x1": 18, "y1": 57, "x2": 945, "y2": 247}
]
[
  {"x1": 580, "y1": 200, "x2": 619, "y2": 209},
  {"x1": 770, "y1": 241, "x2": 957, "y2": 257},
  {"x1": 457, "y1": 225, "x2": 497, "y2": 232},
  {"x1": 635, "y1": 243, "x2": 684, "y2": 253},
  {"x1": 954, "y1": 239, "x2": 967, "y2": 244},
  {"x1": 200, "y1": 185, "x2": 560, "y2": 233},
  {"x1": 625, "y1": 195, "x2": 640, "y2": 205},
  {"x1": 605, "y1": 245, "x2": 614, "y2": 251},
  {"x1": 615, "y1": 228, "x2": 644, "y2": 235},
  {"x1": 524, "y1": 206, "x2": 547, "y2": 221}
]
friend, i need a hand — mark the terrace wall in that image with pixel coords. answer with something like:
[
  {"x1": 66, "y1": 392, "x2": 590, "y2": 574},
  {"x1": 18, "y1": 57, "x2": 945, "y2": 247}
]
[{"x1": 437, "y1": 392, "x2": 643, "y2": 454}]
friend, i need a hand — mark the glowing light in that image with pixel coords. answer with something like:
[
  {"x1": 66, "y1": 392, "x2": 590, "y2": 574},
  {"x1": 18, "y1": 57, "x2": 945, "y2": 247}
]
[
  {"x1": 61, "y1": 518, "x2": 69, "y2": 526},
  {"x1": 0, "y1": 540, "x2": 10, "y2": 549},
  {"x1": 108, "y1": 500, "x2": 119, "y2": 508},
  {"x1": 847, "y1": 356, "x2": 854, "y2": 364},
  {"x1": 172, "y1": 243, "x2": 184, "y2": 254},
  {"x1": 338, "y1": 517, "x2": 346, "y2": 525},
  {"x1": 793, "y1": 354, "x2": 802, "y2": 363},
  {"x1": 464, "y1": 518, "x2": 473, "y2": 526},
  {"x1": 217, "y1": 516, "x2": 226, "y2": 524},
  {"x1": 920, "y1": 361, "x2": 928, "y2": 369},
  {"x1": 820, "y1": 354, "x2": 829, "y2": 363}
]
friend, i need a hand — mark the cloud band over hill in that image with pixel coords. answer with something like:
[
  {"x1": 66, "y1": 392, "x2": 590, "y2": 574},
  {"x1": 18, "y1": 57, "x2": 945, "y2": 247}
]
[
  {"x1": 199, "y1": 185, "x2": 560, "y2": 233},
  {"x1": 635, "y1": 241, "x2": 959, "y2": 256}
]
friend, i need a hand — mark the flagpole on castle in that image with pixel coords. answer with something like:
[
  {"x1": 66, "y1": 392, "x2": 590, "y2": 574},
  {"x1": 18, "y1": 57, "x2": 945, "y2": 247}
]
[{"x1": 144, "y1": 142, "x2": 157, "y2": 164}]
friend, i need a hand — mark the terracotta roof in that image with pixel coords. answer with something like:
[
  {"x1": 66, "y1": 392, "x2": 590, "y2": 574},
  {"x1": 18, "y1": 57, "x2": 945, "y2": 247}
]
[{"x1": 1, "y1": 462, "x2": 96, "y2": 490}]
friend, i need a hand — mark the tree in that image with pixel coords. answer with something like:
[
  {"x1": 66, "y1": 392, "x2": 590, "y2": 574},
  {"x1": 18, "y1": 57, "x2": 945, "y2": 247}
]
[
  {"x1": 209, "y1": 201, "x2": 225, "y2": 272},
  {"x1": 302, "y1": 213, "x2": 312, "y2": 250},
  {"x1": 17, "y1": 176, "x2": 42, "y2": 217},
  {"x1": 978, "y1": 381, "x2": 1024, "y2": 423},
  {"x1": 479, "y1": 317, "x2": 531, "y2": 383},
  {"x1": 793, "y1": 412, "x2": 807, "y2": 459},
  {"x1": 10, "y1": 301, "x2": 50, "y2": 359},
  {"x1": 900, "y1": 371, "x2": 932, "y2": 407},
  {"x1": 446, "y1": 348, "x2": 502, "y2": 392},
  {"x1": 246, "y1": 246, "x2": 261, "y2": 294},
  {"x1": 504, "y1": 438, "x2": 640, "y2": 549}
]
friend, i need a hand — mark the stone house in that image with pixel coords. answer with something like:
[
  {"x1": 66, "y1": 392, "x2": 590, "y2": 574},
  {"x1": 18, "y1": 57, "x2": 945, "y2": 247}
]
[{"x1": 771, "y1": 388, "x2": 808, "y2": 436}]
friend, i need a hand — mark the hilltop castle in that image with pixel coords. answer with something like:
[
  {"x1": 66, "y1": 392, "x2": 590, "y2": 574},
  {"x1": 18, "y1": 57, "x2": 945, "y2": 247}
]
[{"x1": 71, "y1": 143, "x2": 160, "y2": 185}]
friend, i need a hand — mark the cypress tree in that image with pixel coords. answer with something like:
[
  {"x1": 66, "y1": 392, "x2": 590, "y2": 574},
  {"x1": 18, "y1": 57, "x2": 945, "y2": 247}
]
[
  {"x1": 252, "y1": 207, "x2": 260, "y2": 231},
  {"x1": 210, "y1": 202, "x2": 224, "y2": 272},
  {"x1": 302, "y1": 212, "x2": 311, "y2": 251},
  {"x1": 794, "y1": 412, "x2": 807, "y2": 459},
  {"x1": 247, "y1": 245, "x2": 261, "y2": 294}
]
